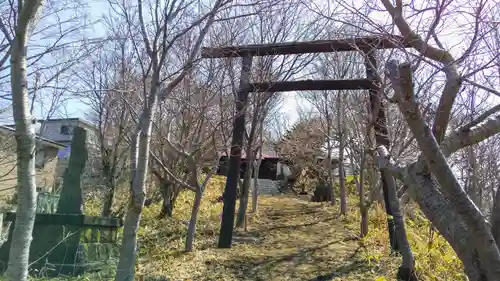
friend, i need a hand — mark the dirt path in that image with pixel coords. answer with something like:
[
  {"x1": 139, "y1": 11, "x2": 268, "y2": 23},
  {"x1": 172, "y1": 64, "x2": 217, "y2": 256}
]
[{"x1": 149, "y1": 195, "x2": 389, "y2": 281}]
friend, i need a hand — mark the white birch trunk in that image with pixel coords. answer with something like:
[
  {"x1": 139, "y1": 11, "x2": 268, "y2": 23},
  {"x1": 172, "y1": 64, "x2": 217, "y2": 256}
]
[
  {"x1": 6, "y1": 1, "x2": 44, "y2": 280},
  {"x1": 115, "y1": 86, "x2": 158, "y2": 281},
  {"x1": 185, "y1": 186, "x2": 203, "y2": 252}
]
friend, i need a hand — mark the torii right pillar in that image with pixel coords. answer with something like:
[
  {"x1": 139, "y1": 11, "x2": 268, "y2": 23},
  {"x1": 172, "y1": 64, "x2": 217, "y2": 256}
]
[{"x1": 364, "y1": 49, "x2": 399, "y2": 252}]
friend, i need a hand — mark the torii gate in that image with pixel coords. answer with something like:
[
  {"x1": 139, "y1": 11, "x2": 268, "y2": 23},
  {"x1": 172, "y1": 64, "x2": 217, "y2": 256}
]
[{"x1": 200, "y1": 36, "x2": 411, "y2": 249}]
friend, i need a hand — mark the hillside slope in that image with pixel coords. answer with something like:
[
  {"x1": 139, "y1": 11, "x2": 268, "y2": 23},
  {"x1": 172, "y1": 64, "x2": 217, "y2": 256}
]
[
  {"x1": 143, "y1": 196, "x2": 377, "y2": 281},
  {"x1": 38, "y1": 176, "x2": 465, "y2": 280},
  {"x1": 129, "y1": 176, "x2": 465, "y2": 281}
]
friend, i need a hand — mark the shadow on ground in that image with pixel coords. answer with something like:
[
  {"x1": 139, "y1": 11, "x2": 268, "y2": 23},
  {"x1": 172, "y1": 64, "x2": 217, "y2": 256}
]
[{"x1": 183, "y1": 196, "x2": 386, "y2": 281}]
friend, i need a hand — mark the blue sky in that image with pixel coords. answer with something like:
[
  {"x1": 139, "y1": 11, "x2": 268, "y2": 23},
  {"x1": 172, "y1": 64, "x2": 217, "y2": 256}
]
[{"x1": 4, "y1": 0, "x2": 497, "y2": 128}]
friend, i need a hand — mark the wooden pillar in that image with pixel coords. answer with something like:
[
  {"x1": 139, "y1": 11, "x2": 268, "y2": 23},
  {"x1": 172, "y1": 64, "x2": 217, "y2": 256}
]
[
  {"x1": 218, "y1": 55, "x2": 253, "y2": 248},
  {"x1": 364, "y1": 50, "x2": 399, "y2": 252}
]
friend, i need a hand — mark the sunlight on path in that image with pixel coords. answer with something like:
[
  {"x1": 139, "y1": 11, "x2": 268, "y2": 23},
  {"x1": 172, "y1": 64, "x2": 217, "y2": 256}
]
[{"x1": 149, "y1": 196, "x2": 388, "y2": 281}]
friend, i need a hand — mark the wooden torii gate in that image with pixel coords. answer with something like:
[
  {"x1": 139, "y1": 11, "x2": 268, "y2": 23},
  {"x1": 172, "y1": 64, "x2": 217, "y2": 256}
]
[{"x1": 200, "y1": 36, "x2": 410, "y2": 249}]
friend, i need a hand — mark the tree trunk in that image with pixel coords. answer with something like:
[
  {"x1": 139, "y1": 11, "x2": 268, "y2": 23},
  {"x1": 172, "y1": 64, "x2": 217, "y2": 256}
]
[
  {"x1": 338, "y1": 102, "x2": 347, "y2": 214},
  {"x1": 324, "y1": 93, "x2": 335, "y2": 205},
  {"x1": 466, "y1": 92, "x2": 480, "y2": 208},
  {"x1": 365, "y1": 51, "x2": 399, "y2": 251},
  {"x1": 251, "y1": 159, "x2": 261, "y2": 213},
  {"x1": 251, "y1": 130, "x2": 263, "y2": 213},
  {"x1": 405, "y1": 163, "x2": 486, "y2": 281},
  {"x1": 491, "y1": 185, "x2": 500, "y2": 247},
  {"x1": 115, "y1": 90, "x2": 157, "y2": 281},
  {"x1": 360, "y1": 207, "x2": 369, "y2": 238},
  {"x1": 101, "y1": 146, "x2": 121, "y2": 217},
  {"x1": 158, "y1": 180, "x2": 178, "y2": 218},
  {"x1": 185, "y1": 187, "x2": 203, "y2": 252},
  {"x1": 354, "y1": 150, "x2": 368, "y2": 238},
  {"x1": 386, "y1": 61, "x2": 500, "y2": 280},
  {"x1": 394, "y1": 77, "x2": 500, "y2": 280},
  {"x1": 236, "y1": 145, "x2": 254, "y2": 228},
  {"x1": 101, "y1": 170, "x2": 116, "y2": 217},
  {"x1": 160, "y1": 191, "x2": 176, "y2": 218},
  {"x1": 6, "y1": 2, "x2": 44, "y2": 279},
  {"x1": 377, "y1": 147, "x2": 416, "y2": 280},
  {"x1": 367, "y1": 166, "x2": 381, "y2": 205}
]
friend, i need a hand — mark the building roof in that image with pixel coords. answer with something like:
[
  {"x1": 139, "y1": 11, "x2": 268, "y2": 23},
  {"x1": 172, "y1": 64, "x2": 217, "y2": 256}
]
[
  {"x1": 5, "y1": 118, "x2": 96, "y2": 130},
  {"x1": 38, "y1": 118, "x2": 97, "y2": 131},
  {"x1": 0, "y1": 125, "x2": 67, "y2": 149},
  {"x1": 5, "y1": 118, "x2": 98, "y2": 137}
]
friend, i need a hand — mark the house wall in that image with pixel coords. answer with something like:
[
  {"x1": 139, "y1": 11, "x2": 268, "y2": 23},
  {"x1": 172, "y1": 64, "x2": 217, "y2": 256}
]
[
  {"x1": 0, "y1": 134, "x2": 62, "y2": 202},
  {"x1": 37, "y1": 120, "x2": 76, "y2": 144},
  {"x1": 38, "y1": 120, "x2": 99, "y2": 151}
]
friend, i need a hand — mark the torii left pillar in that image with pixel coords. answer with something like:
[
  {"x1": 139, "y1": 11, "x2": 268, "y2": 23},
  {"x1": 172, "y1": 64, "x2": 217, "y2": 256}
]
[{"x1": 218, "y1": 55, "x2": 253, "y2": 248}]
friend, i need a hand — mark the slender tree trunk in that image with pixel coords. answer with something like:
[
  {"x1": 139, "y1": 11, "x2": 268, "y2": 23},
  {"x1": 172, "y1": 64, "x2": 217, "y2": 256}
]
[
  {"x1": 185, "y1": 187, "x2": 203, "y2": 252},
  {"x1": 324, "y1": 94, "x2": 335, "y2": 205},
  {"x1": 491, "y1": 185, "x2": 500, "y2": 247},
  {"x1": 367, "y1": 166, "x2": 380, "y2": 204},
  {"x1": 377, "y1": 147, "x2": 416, "y2": 280},
  {"x1": 251, "y1": 133, "x2": 262, "y2": 213},
  {"x1": 467, "y1": 92, "x2": 480, "y2": 208},
  {"x1": 6, "y1": 2, "x2": 44, "y2": 279},
  {"x1": 101, "y1": 167, "x2": 116, "y2": 217},
  {"x1": 159, "y1": 181, "x2": 175, "y2": 218},
  {"x1": 236, "y1": 145, "x2": 254, "y2": 227},
  {"x1": 354, "y1": 151, "x2": 368, "y2": 237},
  {"x1": 365, "y1": 51, "x2": 400, "y2": 252},
  {"x1": 337, "y1": 92, "x2": 347, "y2": 214},
  {"x1": 115, "y1": 86, "x2": 157, "y2": 281}
]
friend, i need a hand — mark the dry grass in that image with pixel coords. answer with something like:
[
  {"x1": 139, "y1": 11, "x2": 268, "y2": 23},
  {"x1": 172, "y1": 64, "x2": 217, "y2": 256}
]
[
  {"x1": 29, "y1": 175, "x2": 465, "y2": 280},
  {"x1": 133, "y1": 176, "x2": 464, "y2": 281},
  {"x1": 139, "y1": 196, "x2": 372, "y2": 281}
]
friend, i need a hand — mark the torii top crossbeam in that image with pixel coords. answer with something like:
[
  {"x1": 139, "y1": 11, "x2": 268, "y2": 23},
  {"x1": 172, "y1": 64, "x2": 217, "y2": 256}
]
[{"x1": 201, "y1": 35, "x2": 409, "y2": 58}]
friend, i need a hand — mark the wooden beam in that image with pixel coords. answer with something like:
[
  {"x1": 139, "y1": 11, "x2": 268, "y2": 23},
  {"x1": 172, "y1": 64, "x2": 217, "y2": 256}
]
[
  {"x1": 248, "y1": 79, "x2": 374, "y2": 92},
  {"x1": 201, "y1": 35, "x2": 409, "y2": 58}
]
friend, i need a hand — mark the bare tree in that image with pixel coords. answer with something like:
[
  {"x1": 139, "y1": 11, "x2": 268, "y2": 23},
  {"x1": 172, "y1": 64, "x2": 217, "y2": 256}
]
[
  {"x1": 105, "y1": 0, "x2": 234, "y2": 279},
  {"x1": 161, "y1": 91, "x2": 222, "y2": 251},
  {"x1": 301, "y1": 41, "x2": 361, "y2": 211},
  {"x1": 274, "y1": 116, "x2": 327, "y2": 194},
  {"x1": 149, "y1": 58, "x2": 232, "y2": 219},
  {"x1": 382, "y1": 32, "x2": 500, "y2": 281},
  {"x1": 81, "y1": 43, "x2": 136, "y2": 217},
  {"x1": 363, "y1": 0, "x2": 500, "y2": 278}
]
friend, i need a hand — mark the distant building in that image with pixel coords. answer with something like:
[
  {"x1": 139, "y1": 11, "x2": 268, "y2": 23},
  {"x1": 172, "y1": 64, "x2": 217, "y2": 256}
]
[
  {"x1": 4, "y1": 118, "x2": 97, "y2": 147},
  {"x1": 1, "y1": 118, "x2": 100, "y2": 196},
  {"x1": 35, "y1": 118, "x2": 97, "y2": 146},
  {"x1": 0, "y1": 125, "x2": 67, "y2": 199},
  {"x1": 216, "y1": 146, "x2": 282, "y2": 180}
]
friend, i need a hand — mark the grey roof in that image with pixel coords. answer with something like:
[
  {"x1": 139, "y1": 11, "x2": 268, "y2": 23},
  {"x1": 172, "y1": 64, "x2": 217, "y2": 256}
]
[
  {"x1": 38, "y1": 118, "x2": 97, "y2": 131},
  {"x1": 5, "y1": 118, "x2": 96, "y2": 131}
]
